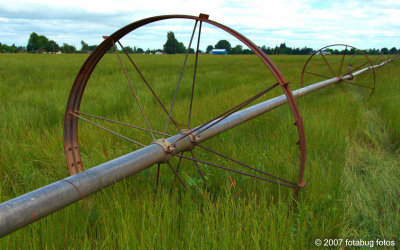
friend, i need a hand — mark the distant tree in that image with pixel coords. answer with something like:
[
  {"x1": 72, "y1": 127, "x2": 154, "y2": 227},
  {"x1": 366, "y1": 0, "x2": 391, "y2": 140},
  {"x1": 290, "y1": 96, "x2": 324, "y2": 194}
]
[
  {"x1": 206, "y1": 45, "x2": 213, "y2": 53},
  {"x1": 279, "y1": 43, "x2": 292, "y2": 54},
  {"x1": 261, "y1": 45, "x2": 273, "y2": 55},
  {"x1": 47, "y1": 40, "x2": 59, "y2": 53},
  {"x1": 300, "y1": 47, "x2": 313, "y2": 55},
  {"x1": 37, "y1": 35, "x2": 50, "y2": 51},
  {"x1": 230, "y1": 45, "x2": 243, "y2": 54},
  {"x1": 390, "y1": 47, "x2": 398, "y2": 54},
  {"x1": 215, "y1": 40, "x2": 231, "y2": 53},
  {"x1": 88, "y1": 45, "x2": 97, "y2": 51},
  {"x1": 325, "y1": 48, "x2": 334, "y2": 53},
  {"x1": 0, "y1": 43, "x2": 18, "y2": 53},
  {"x1": 163, "y1": 32, "x2": 179, "y2": 54},
  {"x1": 176, "y1": 41, "x2": 186, "y2": 53},
  {"x1": 293, "y1": 47, "x2": 301, "y2": 55},
  {"x1": 61, "y1": 43, "x2": 76, "y2": 53},
  {"x1": 124, "y1": 46, "x2": 134, "y2": 53},
  {"x1": 242, "y1": 49, "x2": 254, "y2": 54},
  {"x1": 27, "y1": 32, "x2": 58, "y2": 52},
  {"x1": 332, "y1": 49, "x2": 340, "y2": 55},
  {"x1": 137, "y1": 48, "x2": 144, "y2": 53},
  {"x1": 17, "y1": 45, "x2": 25, "y2": 52},
  {"x1": 381, "y1": 47, "x2": 389, "y2": 54},
  {"x1": 346, "y1": 47, "x2": 356, "y2": 55},
  {"x1": 273, "y1": 45, "x2": 280, "y2": 55},
  {"x1": 27, "y1": 32, "x2": 39, "y2": 51},
  {"x1": 80, "y1": 40, "x2": 90, "y2": 52},
  {"x1": 188, "y1": 48, "x2": 195, "y2": 53}
]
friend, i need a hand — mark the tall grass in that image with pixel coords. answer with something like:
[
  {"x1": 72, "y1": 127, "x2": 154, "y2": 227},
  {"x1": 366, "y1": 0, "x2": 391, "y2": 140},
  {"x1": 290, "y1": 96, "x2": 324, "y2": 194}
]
[{"x1": 0, "y1": 53, "x2": 398, "y2": 248}]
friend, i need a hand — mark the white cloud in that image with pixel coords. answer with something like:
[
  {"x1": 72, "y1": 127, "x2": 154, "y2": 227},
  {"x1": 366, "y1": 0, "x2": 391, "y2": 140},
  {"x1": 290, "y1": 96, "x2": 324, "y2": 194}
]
[{"x1": 0, "y1": 0, "x2": 399, "y2": 50}]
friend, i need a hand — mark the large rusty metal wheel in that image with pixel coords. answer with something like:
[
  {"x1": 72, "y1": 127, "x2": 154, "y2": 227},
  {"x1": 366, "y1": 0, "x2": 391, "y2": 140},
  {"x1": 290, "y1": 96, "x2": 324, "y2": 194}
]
[
  {"x1": 64, "y1": 14, "x2": 307, "y2": 197},
  {"x1": 301, "y1": 44, "x2": 376, "y2": 98}
]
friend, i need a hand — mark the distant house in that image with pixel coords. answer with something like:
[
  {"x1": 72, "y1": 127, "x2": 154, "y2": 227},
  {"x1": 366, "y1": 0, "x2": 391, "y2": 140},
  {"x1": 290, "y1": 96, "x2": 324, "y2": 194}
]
[
  {"x1": 211, "y1": 49, "x2": 227, "y2": 55},
  {"x1": 316, "y1": 51, "x2": 331, "y2": 55},
  {"x1": 56, "y1": 50, "x2": 62, "y2": 54},
  {"x1": 155, "y1": 51, "x2": 165, "y2": 55}
]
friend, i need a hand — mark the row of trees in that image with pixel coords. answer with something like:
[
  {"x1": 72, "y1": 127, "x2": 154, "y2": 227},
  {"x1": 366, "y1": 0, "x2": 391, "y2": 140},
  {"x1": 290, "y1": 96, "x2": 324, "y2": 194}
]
[
  {"x1": 0, "y1": 43, "x2": 25, "y2": 53},
  {"x1": 206, "y1": 41, "x2": 399, "y2": 55},
  {"x1": 162, "y1": 33, "x2": 399, "y2": 55},
  {"x1": 1, "y1": 31, "x2": 399, "y2": 55},
  {"x1": 25, "y1": 32, "x2": 94, "y2": 53}
]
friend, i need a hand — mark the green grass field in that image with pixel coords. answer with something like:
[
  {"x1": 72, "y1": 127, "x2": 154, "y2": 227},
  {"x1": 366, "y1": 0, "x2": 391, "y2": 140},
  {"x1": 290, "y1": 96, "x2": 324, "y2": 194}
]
[{"x1": 0, "y1": 53, "x2": 399, "y2": 249}]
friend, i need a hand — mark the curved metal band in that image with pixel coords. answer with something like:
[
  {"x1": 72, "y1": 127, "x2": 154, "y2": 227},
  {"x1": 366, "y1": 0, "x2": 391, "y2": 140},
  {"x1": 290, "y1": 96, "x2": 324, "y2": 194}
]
[{"x1": 63, "y1": 14, "x2": 306, "y2": 191}]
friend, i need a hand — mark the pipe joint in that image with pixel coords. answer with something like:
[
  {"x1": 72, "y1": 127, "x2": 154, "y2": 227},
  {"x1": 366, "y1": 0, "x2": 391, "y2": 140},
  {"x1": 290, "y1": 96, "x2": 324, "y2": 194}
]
[
  {"x1": 153, "y1": 139, "x2": 174, "y2": 163},
  {"x1": 179, "y1": 129, "x2": 199, "y2": 150}
]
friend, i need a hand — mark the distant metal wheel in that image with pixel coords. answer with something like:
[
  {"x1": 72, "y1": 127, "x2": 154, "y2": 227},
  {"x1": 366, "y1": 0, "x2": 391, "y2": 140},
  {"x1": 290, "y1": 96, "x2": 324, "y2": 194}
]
[
  {"x1": 64, "y1": 14, "x2": 307, "y2": 197},
  {"x1": 301, "y1": 44, "x2": 376, "y2": 97}
]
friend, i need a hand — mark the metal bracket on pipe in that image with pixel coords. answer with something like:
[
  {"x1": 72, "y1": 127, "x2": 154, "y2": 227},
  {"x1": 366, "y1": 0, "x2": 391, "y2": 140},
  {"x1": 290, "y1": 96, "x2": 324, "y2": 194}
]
[
  {"x1": 180, "y1": 129, "x2": 199, "y2": 143},
  {"x1": 179, "y1": 129, "x2": 199, "y2": 150},
  {"x1": 347, "y1": 73, "x2": 354, "y2": 80},
  {"x1": 153, "y1": 139, "x2": 175, "y2": 153}
]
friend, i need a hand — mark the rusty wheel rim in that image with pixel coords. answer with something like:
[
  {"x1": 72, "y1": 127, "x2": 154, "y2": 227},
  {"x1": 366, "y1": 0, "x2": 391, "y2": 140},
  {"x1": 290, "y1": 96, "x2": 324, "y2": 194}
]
[{"x1": 64, "y1": 14, "x2": 307, "y2": 196}]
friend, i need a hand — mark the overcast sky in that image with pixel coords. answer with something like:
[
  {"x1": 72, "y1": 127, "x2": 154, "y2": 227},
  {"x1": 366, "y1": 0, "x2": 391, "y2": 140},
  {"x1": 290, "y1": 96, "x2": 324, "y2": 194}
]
[{"x1": 1, "y1": 0, "x2": 399, "y2": 51}]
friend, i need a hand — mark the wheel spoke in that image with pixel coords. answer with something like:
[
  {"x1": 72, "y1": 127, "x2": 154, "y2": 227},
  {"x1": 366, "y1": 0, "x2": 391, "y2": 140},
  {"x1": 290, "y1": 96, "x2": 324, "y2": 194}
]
[
  {"x1": 172, "y1": 153, "x2": 296, "y2": 189},
  {"x1": 154, "y1": 164, "x2": 160, "y2": 195},
  {"x1": 111, "y1": 39, "x2": 156, "y2": 141},
  {"x1": 169, "y1": 152, "x2": 184, "y2": 194},
  {"x1": 304, "y1": 71, "x2": 332, "y2": 80},
  {"x1": 173, "y1": 83, "x2": 279, "y2": 145},
  {"x1": 189, "y1": 150, "x2": 214, "y2": 200},
  {"x1": 320, "y1": 53, "x2": 336, "y2": 77},
  {"x1": 117, "y1": 40, "x2": 181, "y2": 131},
  {"x1": 70, "y1": 112, "x2": 145, "y2": 147},
  {"x1": 196, "y1": 144, "x2": 296, "y2": 186},
  {"x1": 189, "y1": 150, "x2": 207, "y2": 183},
  {"x1": 77, "y1": 111, "x2": 171, "y2": 137},
  {"x1": 167, "y1": 161, "x2": 187, "y2": 190},
  {"x1": 162, "y1": 20, "x2": 199, "y2": 137},
  {"x1": 337, "y1": 45, "x2": 347, "y2": 76},
  {"x1": 348, "y1": 61, "x2": 369, "y2": 74},
  {"x1": 187, "y1": 21, "x2": 202, "y2": 128},
  {"x1": 341, "y1": 79, "x2": 373, "y2": 89}
]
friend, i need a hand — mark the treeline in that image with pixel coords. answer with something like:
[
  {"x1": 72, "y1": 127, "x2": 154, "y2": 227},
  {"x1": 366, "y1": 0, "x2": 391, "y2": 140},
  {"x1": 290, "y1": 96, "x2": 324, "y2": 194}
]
[
  {"x1": 1, "y1": 31, "x2": 399, "y2": 55},
  {"x1": 205, "y1": 41, "x2": 313, "y2": 55},
  {"x1": 0, "y1": 43, "x2": 25, "y2": 53},
  {"x1": 205, "y1": 41, "x2": 399, "y2": 55}
]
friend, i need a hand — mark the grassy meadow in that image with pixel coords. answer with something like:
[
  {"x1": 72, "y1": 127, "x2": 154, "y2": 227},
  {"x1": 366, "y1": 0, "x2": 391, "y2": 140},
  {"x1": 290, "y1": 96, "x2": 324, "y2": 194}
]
[{"x1": 0, "y1": 53, "x2": 399, "y2": 249}]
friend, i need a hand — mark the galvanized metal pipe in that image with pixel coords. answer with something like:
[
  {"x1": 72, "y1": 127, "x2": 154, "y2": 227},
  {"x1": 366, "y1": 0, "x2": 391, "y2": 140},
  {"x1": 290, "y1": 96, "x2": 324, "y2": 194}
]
[{"x1": 0, "y1": 58, "x2": 394, "y2": 237}]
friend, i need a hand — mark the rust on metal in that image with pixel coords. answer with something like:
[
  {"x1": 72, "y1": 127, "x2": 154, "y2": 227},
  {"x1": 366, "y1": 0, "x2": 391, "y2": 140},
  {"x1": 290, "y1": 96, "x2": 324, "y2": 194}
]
[{"x1": 199, "y1": 13, "x2": 209, "y2": 20}]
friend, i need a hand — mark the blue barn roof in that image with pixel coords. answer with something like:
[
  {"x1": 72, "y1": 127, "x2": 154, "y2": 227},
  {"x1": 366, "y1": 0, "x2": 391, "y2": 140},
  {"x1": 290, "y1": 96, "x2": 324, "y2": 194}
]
[{"x1": 211, "y1": 49, "x2": 227, "y2": 55}]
